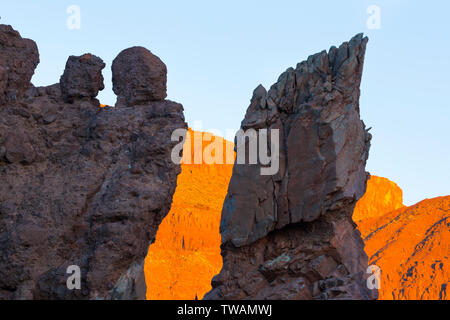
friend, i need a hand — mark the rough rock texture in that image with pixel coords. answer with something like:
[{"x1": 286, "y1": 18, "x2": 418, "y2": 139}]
[
  {"x1": 0, "y1": 25, "x2": 39, "y2": 105},
  {"x1": 0, "y1": 25, "x2": 186, "y2": 300},
  {"x1": 112, "y1": 46, "x2": 167, "y2": 107},
  {"x1": 60, "y1": 54, "x2": 105, "y2": 103},
  {"x1": 205, "y1": 34, "x2": 376, "y2": 300}
]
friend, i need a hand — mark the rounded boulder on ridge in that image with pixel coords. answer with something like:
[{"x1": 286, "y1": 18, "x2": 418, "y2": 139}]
[{"x1": 112, "y1": 46, "x2": 167, "y2": 106}]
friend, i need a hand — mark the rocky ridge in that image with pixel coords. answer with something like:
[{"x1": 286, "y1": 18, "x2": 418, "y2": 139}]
[{"x1": 0, "y1": 25, "x2": 186, "y2": 299}]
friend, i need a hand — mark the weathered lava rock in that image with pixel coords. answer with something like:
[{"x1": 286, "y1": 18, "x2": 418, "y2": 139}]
[
  {"x1": 205, "y1": 34, "x2": 376, "y2": 300},
  {"x1": 0, "y1": 25, "x2": 39, "y2": 105},
  {"x1": 112, "y1": 46, "x2": 167, "y2": 106},
  {"x1": 60, "y1": 54, "x2": 106, "y2": 103},
  {"x1": 0, "y1": 25, "x2": 186, "y2": 300}
]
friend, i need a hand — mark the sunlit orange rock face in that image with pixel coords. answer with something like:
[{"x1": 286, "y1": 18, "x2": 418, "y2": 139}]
[
  {"x1": 356, "y1": 177, "x2": 449, "y2": 300},
  {"x1": 353, "y1": 176, "x2": 405, "y2": 223},
  {"x1": 144, "y1": 130, "x2": 234, "y2": 300}
]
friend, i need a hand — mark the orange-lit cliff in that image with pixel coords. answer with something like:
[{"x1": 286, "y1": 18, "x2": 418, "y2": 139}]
[
  {"x1": 144, "y1": 130, "x2": 234, "y2": 300},
  {"x1": 353, "y1": 176, "x2": 405, "y2": 223},
  {"x1": 357, "y1": 194, "x2": 449, "y2": 300}
]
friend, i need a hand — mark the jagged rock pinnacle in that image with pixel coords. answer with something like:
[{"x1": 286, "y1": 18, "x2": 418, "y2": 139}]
[{"x1": 205, "y1": 33, "x2": 375, "y2": 300}]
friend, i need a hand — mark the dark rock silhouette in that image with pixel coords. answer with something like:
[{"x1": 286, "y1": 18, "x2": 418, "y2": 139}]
[
  {"x1": 0, "y1": 25, "x2": 186, "y2": 299},
  {"x1": 60, "y1": 54, "x2": 105, "y2": 103},
  {"x1": 205, "y1": 34, "x2": 376, "y2": 300}
]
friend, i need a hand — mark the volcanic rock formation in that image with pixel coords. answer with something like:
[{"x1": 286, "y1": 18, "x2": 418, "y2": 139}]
[
  {"x1": 205, "y1": 34, "x2": 376, "y2": 300},
  {"x1": 0, "y1": 25, "x2": 39, "y2": 105},
  {"x1": 0, "y1": 25, "x2": 186, "y2": 299},
  {"x1": 60, "y1": 54, "x2": 106, "y2": 103}
]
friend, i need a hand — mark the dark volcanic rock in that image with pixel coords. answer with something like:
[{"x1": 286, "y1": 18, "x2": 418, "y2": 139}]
[
  {"x1": 205, "y1": 34, "x2": 376, "y2": 300},
  {"x1": 112, "y1": 46, "x2": 167, "y2": 106},
  {"x1": 60, "y1": 54, "x2": 105, "y2": 103},
  {"x1": 0, "y1": 25, "x2": 39, "y2": 105},
  {"x1": 0, "y1": 25, "x2": 187, "y2": 300}
]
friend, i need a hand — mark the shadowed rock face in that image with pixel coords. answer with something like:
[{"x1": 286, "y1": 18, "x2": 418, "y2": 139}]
[
  {"x1": 0, "y1": 25, "x2": 186, "y2": 300},
  {"x1": 205, "y1": 34, "x2": 376, "y2": 300}
]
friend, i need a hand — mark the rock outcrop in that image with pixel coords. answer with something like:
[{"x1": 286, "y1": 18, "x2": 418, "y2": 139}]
[
  {"x1": 353, "y1": 176, "x2": 404, "y2": 223},
  {"x1": 0, "y1": 25, "x2": 186, "y2": 299},
  {"x1": 205, "y1": 34, "x2": 376, "y2": 300}
]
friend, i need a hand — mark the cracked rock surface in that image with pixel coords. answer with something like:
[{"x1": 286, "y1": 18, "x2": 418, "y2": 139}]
[
  {"x1": 205, "y1": 34, "x2": 376, "y2": 300},
  {"x1": 0, "y1": 25, "x2": 186, "y2": 299}
]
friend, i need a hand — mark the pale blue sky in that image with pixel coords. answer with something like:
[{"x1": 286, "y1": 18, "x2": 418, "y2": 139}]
[{"x1": 1, "y1": 0, "x2": 449, "y2": 205}]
